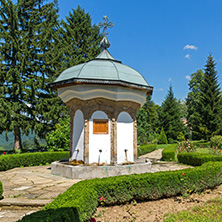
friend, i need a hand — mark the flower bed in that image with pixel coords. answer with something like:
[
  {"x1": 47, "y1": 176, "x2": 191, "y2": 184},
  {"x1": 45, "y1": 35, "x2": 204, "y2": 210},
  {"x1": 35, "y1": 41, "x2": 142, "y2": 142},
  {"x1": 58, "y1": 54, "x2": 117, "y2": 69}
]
[
  {"x1": 0, "y1": 151, "x2": 69, "y2": 171},
  {"x1": 19, "y1": 161, "x2": 222, "y2": 222}
]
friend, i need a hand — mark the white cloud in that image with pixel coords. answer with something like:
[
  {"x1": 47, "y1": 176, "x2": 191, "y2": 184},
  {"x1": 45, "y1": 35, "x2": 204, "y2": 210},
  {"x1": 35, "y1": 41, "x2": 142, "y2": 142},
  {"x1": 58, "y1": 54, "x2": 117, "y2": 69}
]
[
  {"x1": 155, "y1": 88, "x2": 164, "y2": 92},
  {"x1": 184, "y1": 54, "x2": 191, "y2": 60},
  {"x1": 185, "y1": 75, "x2": 191, "y2": 80},
  {"x1": 168, "y1": 77, "x2": 172, "y2": 82},
  {"x1": 183, "y1": 44, "x2": 198, "y2": 50}
]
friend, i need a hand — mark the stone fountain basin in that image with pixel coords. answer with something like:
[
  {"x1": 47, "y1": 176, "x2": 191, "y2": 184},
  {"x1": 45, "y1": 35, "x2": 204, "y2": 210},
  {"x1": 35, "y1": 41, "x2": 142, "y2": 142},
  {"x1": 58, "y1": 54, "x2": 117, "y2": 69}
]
[{"x1": 51, "y1": 160, "x2": 152, "y2": 180}]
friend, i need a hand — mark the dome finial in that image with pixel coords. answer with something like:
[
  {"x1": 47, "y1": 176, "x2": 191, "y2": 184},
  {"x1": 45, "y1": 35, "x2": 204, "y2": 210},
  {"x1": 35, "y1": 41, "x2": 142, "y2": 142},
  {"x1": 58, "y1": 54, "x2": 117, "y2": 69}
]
[{"x1": 98, "y1": 16, "x2": 114, "y2": 49}]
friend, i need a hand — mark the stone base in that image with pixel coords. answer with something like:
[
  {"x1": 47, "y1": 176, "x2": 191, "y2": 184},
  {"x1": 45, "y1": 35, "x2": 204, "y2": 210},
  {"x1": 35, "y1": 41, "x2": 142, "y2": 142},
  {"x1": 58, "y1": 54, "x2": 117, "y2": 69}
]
[{"x1": 51, "y1": 161, "x2": 152, "y2": 179}]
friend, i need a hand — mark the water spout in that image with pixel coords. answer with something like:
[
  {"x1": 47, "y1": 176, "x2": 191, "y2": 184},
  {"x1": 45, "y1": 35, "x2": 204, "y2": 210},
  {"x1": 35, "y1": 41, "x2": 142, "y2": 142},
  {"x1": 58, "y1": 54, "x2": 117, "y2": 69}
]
[
  {"x1": 124, "y1": 149, "x2": 128, "y2": 162},
  {"x1": 74, "y1": 149, "x2": 79, "y2": 159},
  {"x1": 145, "y1": 159, "x2": 152, "y2": 171},
  {"x1": 98, "y1": 149, "x2": 102, "y2": 165}
]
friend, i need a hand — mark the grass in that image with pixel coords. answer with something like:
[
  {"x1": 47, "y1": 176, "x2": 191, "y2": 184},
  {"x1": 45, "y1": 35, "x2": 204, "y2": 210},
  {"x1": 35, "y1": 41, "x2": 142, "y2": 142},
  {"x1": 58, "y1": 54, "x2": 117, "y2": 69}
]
[
  {"x1": 157, "y1": 144, "x2": 171, "y2": 149},
  {"x1": 164, "y1": 198, "x2": 222, "y2": 222},
  {"x1": 195, "y1": 148, "x2": 211, "y2": 154}
]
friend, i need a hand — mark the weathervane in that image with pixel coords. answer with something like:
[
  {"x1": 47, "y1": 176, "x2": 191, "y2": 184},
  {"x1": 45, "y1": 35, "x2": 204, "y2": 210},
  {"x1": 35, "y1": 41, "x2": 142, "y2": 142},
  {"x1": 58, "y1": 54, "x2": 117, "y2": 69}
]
[{"x1": 98, "y1": 16, "x2": 114, "y2": 36}]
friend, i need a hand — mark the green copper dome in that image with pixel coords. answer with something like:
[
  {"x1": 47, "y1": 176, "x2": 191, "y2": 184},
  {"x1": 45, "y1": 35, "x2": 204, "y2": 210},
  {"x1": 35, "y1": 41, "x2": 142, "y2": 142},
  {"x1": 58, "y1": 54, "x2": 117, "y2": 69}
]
[{"x1": 51, "y1": 48, "x2": 152, "y2": 91}]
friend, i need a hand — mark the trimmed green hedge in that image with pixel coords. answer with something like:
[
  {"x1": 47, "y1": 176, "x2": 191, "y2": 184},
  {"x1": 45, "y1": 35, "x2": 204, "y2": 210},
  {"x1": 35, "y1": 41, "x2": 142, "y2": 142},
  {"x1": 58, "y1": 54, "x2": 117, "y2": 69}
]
[
  {"x1": 137, "y1": 144, "x2": 157, "y2": 156},
  {"x1": 19, "y1": 161, "x2": 222, "y2": 222},
  {"x1": 162, "y1": 144, "x2": 177, "y2": 161},
  {"x1": 192, "y1": 142, "x2": 210, "y2": 148},
  {"x1": 0, "y1": 152, "x2": 69, "y2": 171},
  {"x1": 178, "y1": 152, "x2": 222, "y2": 166},
  {"x1": 0, "y1": 181, "x2": 3, "y2": 200}
]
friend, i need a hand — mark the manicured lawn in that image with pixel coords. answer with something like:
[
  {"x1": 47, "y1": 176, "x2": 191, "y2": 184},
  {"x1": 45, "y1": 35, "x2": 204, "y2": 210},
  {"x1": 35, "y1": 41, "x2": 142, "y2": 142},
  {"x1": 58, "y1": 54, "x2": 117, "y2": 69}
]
[
  {"x1": 195, "y1": 148, "x2": 211, "y2": 154},
  {"x1": 157, "y1": 144, "x2": 171, "y2": 149},
  {"x1": 164, "y1": 198, "x2": 222, "y2": 222}
]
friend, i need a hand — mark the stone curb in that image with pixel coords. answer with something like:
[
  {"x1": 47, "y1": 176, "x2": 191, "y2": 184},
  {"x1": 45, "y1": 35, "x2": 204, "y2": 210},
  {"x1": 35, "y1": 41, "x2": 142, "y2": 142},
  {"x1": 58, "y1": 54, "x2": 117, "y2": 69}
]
[{"x1": 0, "y1": 198, "x2": 52, "y2": 207}]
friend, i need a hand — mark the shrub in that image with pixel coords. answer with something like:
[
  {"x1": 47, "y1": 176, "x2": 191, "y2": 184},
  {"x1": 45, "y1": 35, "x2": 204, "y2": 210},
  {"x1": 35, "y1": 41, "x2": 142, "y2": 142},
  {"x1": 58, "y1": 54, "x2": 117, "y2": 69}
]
[
  {"x1": 168, "y1": 138, "x2": 174, "y2": 144},
  {"x1": 158, "y1": 127, "x2": 168, "y2": 144},
  {"x1": 211, "y1": 135, "x2": 222, "y2": 149},
  {"x1": 46, "y1": 117, "x2": 70, "y2": 151},
  {"x1": 20, "y1": 162, "x2": 222, "y2": 222},
  {"x1": 162, "y1": 144, "x2": 177, "y2": 161},
  {"x1": 178, "y1": 152, "x2": 222, "y2": 166},
  {"x1": 177, "y1": 132, "x2": 185, "y2": 142},
  {"x1": 137, "y1": 144, "x2": 157, "y2": 156},
  {"x1": 0, "y1": 181, "x2": 3, "y2": 200},
  {"x1": 0, "y1": 152, "x2": 69, "y2": 171},
  {"x1": 192, "y1": 142, "x2": 210, "y2": 148}
]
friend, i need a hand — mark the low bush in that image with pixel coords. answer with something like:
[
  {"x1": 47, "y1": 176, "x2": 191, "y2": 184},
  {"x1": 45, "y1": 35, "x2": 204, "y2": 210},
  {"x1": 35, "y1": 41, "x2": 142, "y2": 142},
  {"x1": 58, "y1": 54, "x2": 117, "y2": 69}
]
[
  {"x1": 137, "y1": 144, "x2": 157, "y2": 156},
  {"x1": 177, "y1": 153, "x2": 222, "y2": 166},
  {"x1": 162, "y1": 144, "x2": 177, "y2": 161},
  {"x1": 192, "y1": 142, "x2": 210, "y2": 148},
  {"x1": 0, "y1": 152, "x2": 69, "y2": 171},
  {"x1": 0, "y1": 181, "x2": 3, "y2": 200},
  {"x1": 20, "y1": 161, "x2": 222, "y2": 222},
  {"x1": 211, "y1": 135, "x2": 222, "y2": 149},
  {"x1": 178, "y1": 152, "x2": 222, "y2": 166}
]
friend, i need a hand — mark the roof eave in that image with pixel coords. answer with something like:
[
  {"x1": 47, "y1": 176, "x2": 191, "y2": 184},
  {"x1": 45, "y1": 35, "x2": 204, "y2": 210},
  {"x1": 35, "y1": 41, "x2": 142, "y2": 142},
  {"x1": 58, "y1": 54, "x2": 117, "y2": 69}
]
[{"x1": 49, "y1": 78, "x2": 153, "y2": 93}]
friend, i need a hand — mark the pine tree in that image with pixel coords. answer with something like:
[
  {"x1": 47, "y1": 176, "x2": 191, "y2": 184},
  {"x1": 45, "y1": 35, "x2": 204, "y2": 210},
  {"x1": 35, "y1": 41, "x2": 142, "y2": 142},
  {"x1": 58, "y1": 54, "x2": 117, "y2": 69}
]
[
  {"x1": 198, "y1": 54, "x2": 222, "y2": 139},
  {"x1": 0, "y1": 0, "x2": 67, "y2": 149},
  {"x1": 186, "y1": 70, "x2": 204, "y2": 139},
  {"x1": 59, "y1": 5, "x2": 102, "y2": 71},
  {"x1": 137, "y1": 96, "x2": 159, "y2": 143},
  {"x1": 158, "y1": 127, "x2": 168, "y2": 144},
  {"x1": 160, "y1": 85, "x2": 184, "y2": 140}
]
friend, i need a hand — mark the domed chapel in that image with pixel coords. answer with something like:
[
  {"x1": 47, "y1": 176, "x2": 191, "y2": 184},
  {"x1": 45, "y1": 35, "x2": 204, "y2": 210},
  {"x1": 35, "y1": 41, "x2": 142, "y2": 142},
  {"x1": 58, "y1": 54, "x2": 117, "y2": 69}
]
[{"x1": 50, "y1": 16, "x2": 153, "y2": 165}]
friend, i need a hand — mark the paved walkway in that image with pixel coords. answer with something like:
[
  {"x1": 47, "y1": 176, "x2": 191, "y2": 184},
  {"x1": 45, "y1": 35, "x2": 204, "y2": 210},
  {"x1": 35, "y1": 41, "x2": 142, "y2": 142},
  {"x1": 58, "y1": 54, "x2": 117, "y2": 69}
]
[{"x1": 0, "y1": 149, "x2": 192, "y2": 221}]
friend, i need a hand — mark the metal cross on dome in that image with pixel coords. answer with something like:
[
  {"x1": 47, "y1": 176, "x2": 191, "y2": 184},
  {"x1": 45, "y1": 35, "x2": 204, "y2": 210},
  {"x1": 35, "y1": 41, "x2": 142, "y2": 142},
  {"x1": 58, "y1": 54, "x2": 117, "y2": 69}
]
[{"x1": 98, "y1": 16, "x2": 114, "y2": 36}]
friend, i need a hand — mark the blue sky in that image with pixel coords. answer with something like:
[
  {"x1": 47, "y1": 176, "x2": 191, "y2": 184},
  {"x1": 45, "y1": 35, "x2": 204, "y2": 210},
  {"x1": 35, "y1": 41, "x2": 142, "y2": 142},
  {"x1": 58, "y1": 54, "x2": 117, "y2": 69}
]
[{"x1": 57, "y1": 0, "x2": 222, "y2": 104}]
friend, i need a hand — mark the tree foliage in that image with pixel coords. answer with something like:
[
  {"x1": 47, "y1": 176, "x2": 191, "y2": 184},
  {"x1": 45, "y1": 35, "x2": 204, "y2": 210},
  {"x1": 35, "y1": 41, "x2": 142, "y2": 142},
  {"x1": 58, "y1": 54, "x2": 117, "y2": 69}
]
[
  {"x1": 59, "y1": 5, "x2": 102, "y2": 71},
  {"x1": 0, "y1": 2, "x2": 101, "y2": 149},
  {"x1": 46, "y1": 117, "x2": 70, "y2": 151},
  {"x1": 158, "y1": 127, "x2": 168, "y2": 144},
  {"x1": 160, "y1": 85, "x2": 184, "y2": 140},
  {"x1": 186, "y1": 69, "x2": 204, "y2": 140},
  {"x1": 198, "y1": 55, "x2": 222, "y2": 139},
  {"x1": 136, "y1": 96, "x2": 159, "y2": 143}
]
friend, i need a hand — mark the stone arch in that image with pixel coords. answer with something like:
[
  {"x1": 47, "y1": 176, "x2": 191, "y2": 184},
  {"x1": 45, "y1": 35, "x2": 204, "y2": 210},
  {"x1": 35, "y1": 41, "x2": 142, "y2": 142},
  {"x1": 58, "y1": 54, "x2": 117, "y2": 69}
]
[
  {"x1": 89, "y1": 110, "x2": 111, "y2": 164},
  {"x1": 71, "y1": 109, "x2": 84, "y2": 161},
  {"x1": 117, "y1": 111, "x2": 134, "y2": 164}
]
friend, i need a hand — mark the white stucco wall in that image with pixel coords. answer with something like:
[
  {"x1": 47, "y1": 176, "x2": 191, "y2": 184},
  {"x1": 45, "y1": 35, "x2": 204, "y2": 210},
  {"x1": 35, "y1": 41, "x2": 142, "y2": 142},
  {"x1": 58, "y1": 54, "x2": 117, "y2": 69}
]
[
  {"x1": 89, "y1": 111, "x2": 111, "y2": 164},
  {"x1": 71, "y1": 110, "x2": 84, "y2": 161},
  {"x1": 117, "y1": 112, "x2": 134, "y2": 164},
  {"x1": 58, "y1": 84, "x2": 147, "y2": 106}
]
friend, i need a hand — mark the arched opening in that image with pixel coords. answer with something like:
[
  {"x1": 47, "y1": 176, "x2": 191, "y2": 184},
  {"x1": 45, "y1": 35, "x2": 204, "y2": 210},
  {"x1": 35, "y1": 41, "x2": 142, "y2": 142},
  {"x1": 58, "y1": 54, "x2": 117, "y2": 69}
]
[
  {"x1": 89, "y1": 111, "x2": 111, "y2": 164},
  {"x1": 72, "y1": 110, "x2": 84, "y2": 161},
  {"x1": 117, "y1": 111, "x2": 134, "y2": 164}
]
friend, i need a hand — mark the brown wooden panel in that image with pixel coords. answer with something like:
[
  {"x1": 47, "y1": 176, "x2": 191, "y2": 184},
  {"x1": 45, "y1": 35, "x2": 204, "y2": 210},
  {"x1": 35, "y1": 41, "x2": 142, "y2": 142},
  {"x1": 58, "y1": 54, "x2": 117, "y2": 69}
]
[{"x1": 93, "y1": 119, "x2": 108, "y2": 134}]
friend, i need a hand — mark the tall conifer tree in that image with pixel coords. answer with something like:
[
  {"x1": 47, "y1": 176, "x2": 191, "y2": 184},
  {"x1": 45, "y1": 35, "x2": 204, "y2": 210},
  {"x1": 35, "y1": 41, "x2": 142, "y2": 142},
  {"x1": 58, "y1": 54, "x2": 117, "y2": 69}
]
[
  {"x1": 0, "y1": 0, "x2": 66, "y2": 149},
  {"x1": 198, "y1": 54, "x2": 222, "y2": 139},
  {"x1": 160, "y1": 85, "x2": 184, "y2": 140},
  {"x1": 186, "y1": 70, "x2": 204, "y2": 139},
  {"x1": 59, "y1": 6, "x2": 102, "y2": 71},
  {"x1": 136, "y1": 96, "x2": 159, "y2": 143}
]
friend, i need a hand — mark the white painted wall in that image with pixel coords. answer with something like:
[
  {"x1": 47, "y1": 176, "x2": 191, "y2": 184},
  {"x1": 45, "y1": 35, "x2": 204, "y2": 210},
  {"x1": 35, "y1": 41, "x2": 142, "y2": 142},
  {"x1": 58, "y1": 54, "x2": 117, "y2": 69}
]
[
  {"x1": 89, "y1": 111, "x2": 111, "y2": 164},
  {"x1": 71, "y1": 110, "x2": 84, "y2": 161},
  {"x1": 117, "y1": 112, "x2": 134, "y2": 164},
  {"x1": 58, "y1": 84, "x2": 147, "y2": 106}
]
